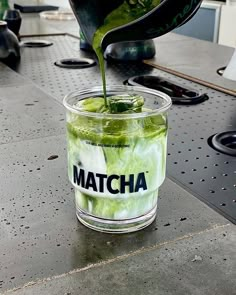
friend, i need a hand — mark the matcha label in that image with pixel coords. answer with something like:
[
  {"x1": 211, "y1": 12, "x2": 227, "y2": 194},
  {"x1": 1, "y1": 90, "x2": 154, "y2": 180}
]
[{"x1": 73, "y1": 165, "x2": 148, "y2": 195}]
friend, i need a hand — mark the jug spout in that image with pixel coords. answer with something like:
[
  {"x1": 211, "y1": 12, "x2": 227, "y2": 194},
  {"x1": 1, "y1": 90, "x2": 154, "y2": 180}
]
[
  {"x1": 69, "y1": 0, "x2": 123, "y2": 45},
  {"x1": 69, "y1": 0, "x2": 202, "y2": 51}
]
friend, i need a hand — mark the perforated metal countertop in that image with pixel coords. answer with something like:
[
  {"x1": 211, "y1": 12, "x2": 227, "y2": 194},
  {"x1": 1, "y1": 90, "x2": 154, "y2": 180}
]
[
  {"x1": 16, "y1": 35, "x2": 236, "y2": 224},
  {"x1": 0, "y1": 31, "x2": 235, "y2": 295}
]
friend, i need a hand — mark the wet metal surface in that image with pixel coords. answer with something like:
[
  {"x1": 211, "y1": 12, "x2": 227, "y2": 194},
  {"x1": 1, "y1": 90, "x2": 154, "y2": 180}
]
[
  {"x1": 0, "y1": 63, "x2": 29, "y2": 87},
  {"x1": 18, "y1": 13, "x2": 236, "y2": 90},
  {"x1": 0, "y1": 84, "x2": 65, "y2": 144},
  {"x1": 147, "y1": 34, "x2": 236, "y2": 93},
  {"x1": 0, "y1": 18, "x2": 235, "y2": 294},
  {"x1": 17, "y1": 35, "x2": 236, "y2": 223},
  {"x1": 4, "y1": 225, "x2": 235, "y2": 295},
  {"x1": 0, "y1": 122, "x2": 228, "y2": 291}
]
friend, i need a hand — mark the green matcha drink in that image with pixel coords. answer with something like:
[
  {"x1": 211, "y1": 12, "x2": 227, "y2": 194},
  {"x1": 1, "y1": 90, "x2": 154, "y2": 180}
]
[
  {"x1": 92, "y1": 0, "x2": 160, "y2": 103},
  {"x1": 64, "y1": 0, "x2": 170, "y2": 233},
  {"x1": 64, "y1": 86, "x2": 171, "y2": 233}
]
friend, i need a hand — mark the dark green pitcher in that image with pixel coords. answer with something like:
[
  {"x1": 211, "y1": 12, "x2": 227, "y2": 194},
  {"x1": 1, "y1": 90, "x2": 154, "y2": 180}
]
[{"x1": 69, "y1": 0, "x2": 202, "y2": 51}]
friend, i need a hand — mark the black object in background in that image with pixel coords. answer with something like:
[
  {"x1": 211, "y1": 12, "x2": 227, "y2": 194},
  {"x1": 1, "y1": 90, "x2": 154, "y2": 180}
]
[
  {"x1": 0, "y1": 20, "x2": 20, "y2": 68},
  {"x1": 209, "y1": 131, "x2": 236, "y2": 157},
  {"x1": 14, "y1": 2, "x2": 58, "y2": 13},
  {"x1": 127, "y1": 75, "x2": 209, "y2": 105},
  {"x1": 3, "y1": 9, "x2": 21, "y2": 37},
  {"x1": 69, "y1": 0, "x2": 202, "y2": 50}
]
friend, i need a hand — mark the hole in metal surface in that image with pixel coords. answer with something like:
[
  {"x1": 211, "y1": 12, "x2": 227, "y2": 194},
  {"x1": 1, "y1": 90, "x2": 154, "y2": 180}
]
[
  {"x1": 54, "y1": 58, "x2": 96, "y2": 69},
  {"x1": 216, "y1": 66, "x2": 226, "y2": 76},
  {"x1": 208, "y1": 132, "x2": 236, "y2": 156},
  {"x1": 21, "y1": 40, "x2": 53, "y2": 48},
  {"x1": 125, "y1": 75, "x2": 209, "y2": 104}
]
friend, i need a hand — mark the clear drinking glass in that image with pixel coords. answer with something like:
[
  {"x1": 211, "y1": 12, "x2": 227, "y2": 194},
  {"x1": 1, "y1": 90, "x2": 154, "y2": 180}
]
[{"x1": 63, "y1": 85, "x2": 171, "y2": 233}]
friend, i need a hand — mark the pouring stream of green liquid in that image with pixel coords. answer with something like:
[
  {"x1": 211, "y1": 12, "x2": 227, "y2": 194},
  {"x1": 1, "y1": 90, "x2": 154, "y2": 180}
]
[{"x1": 92, "y1": 0, "x2": 160, "y2": 108}]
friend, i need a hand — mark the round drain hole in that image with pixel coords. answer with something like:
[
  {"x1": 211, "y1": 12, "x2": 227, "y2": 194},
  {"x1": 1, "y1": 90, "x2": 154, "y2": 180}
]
[
  {"x1": 216, "y1": 66, "x2": 226, "y2": 76},
  {"x1": 54, "y1": 58, "x2": 96, "y2": 69},
  {"x1": 209, "y1": 131, "x2": 236, "y2": 156},
  {"x1": 21, "y1": 40, "x2": 53, "y2": 48}
]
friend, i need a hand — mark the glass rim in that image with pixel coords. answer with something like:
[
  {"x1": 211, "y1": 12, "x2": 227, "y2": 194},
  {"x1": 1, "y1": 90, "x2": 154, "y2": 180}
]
[{"x1": 63, "y1": 85, "x2": 172, "y2": 119}]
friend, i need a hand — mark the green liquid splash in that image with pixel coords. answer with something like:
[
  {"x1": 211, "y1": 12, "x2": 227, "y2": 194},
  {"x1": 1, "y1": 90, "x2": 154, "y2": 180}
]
[{"x1": 92, "y1": 0, "x2": 160, "y2": 108}]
